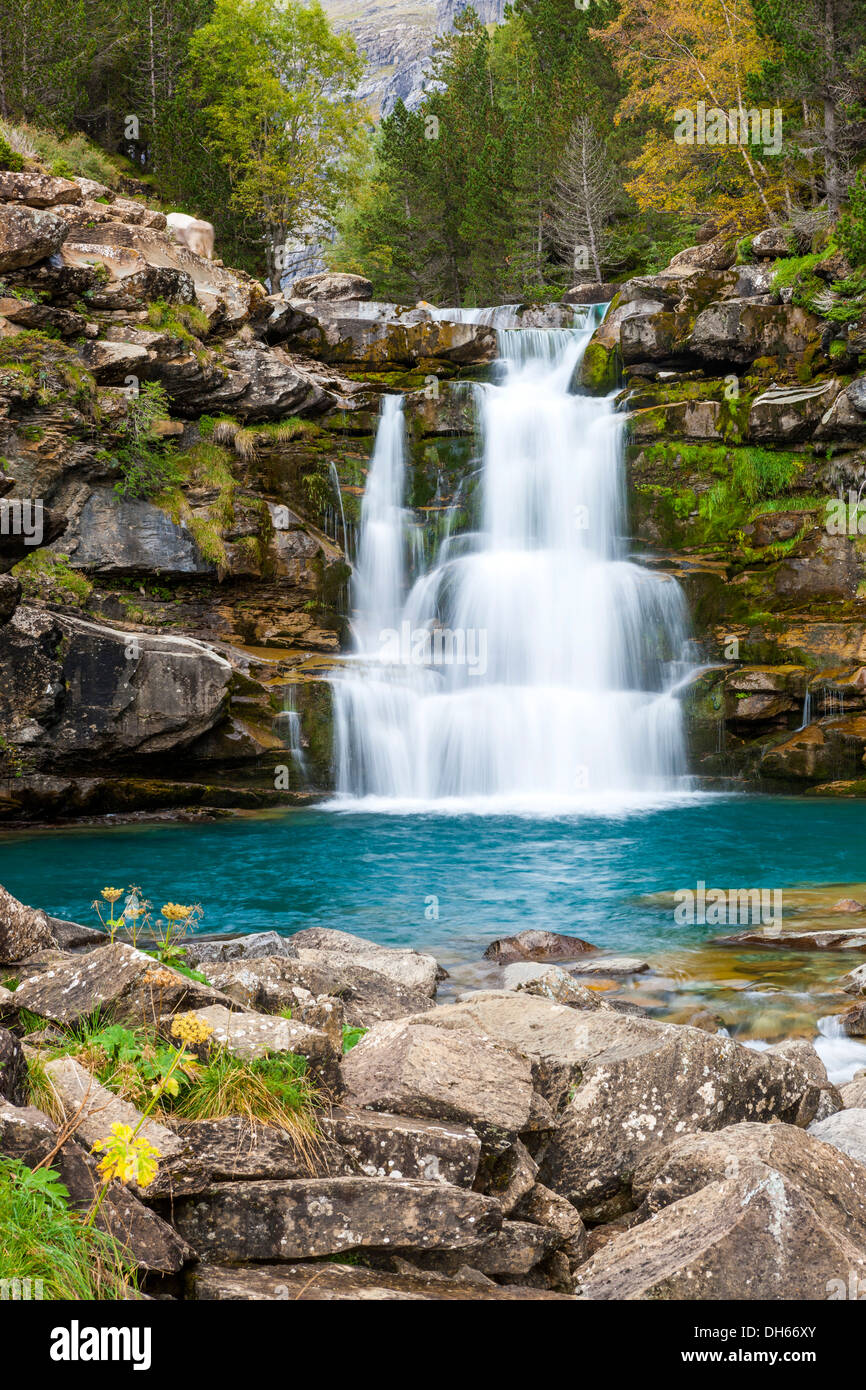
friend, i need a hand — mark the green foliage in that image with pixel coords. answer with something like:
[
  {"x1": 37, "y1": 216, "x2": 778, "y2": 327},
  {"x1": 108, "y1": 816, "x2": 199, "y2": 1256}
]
[
  {"x1": 0, "y1": 1156, "x2": 137, "y2": 1300},
  {"x1": 12, "y1": 552, "x2": 93, "y2": 608},
  {"x1": 341, "y1": 1025, "x2": 367, "y2": 1054},
  {"x1": 0, "y1": 134, "x2": 25, "y2": 172},
  {"x1": 111, "y1": 382, "x2": 183, "y2": 500},
  {"x1": 839, "y1": 171, "x2": 866, "y2": 267},
  {"x1": 146, "y1": 298, "x2": 210, "y2": 341},
  {"x1": 172, "y1": 1049, "x2": 320, "y2": 1152}
]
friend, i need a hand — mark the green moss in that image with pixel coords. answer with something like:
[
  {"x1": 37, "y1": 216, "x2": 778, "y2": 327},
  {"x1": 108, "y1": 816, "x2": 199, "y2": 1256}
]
[
  {"x1": 146, "y1": 298, "x2": 210, "y2": 341},
  {"x1": 12, "y1": 552, "x2": 93, "y2": 608},
  {"x1": 579, "y1": 339, "x2": 618, "y2": 394}
]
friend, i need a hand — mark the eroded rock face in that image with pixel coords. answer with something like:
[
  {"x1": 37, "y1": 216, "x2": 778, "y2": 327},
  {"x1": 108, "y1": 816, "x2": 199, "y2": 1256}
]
[
  {"x1": 172, "y1": 1176, "x2": 502, "y2": 1261},
  {"x1": 575, "y1": 1123, "x2": 866, "y2": 1300},
  {"x1": 62, "y1": 489, "x2": 215, "y2": 576}
]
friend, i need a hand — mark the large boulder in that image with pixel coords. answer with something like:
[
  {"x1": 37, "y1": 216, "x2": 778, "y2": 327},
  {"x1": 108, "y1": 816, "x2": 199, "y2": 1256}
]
[
  {"x1": 0, "y1": 171, "x2": 83, "y2": 207},
  {"x1": 748, "y1": 380, "x2": 841, "y2": 441},
  {"x1": 688, "y1": 300, "x2": 820, "y2": 364},
  {"x1": 0, "y1": 607, "x2": 232, "y2": 766},
  {"x1": 340, "y1": 1017, "x2": 543, "y2": 1147},
  {"x1": 0, "y1": 883, "x2": 54, "y2": 963},
  {"x1": 172, "y1": 1176, "x2": 502, "y2": 1261},
  {"x1": 184, "y1": 1003, "x2": 338, "y2": 1086},
  {"x1": 324, "y1": 1107, "x2": 481, "y2": 1186},
  {"x1": 290, "y1": 927, "x2": 441, "y2": 997},
  {"x1": 290, "y1": 272, "x2": 373, "y2": 301},
  {"x1": 576, "y1": 1122, "x2": 866, "y2": 1299},
  {"x1": 0, "y1": 204, "x2": 68, "y2": 271},
  {"x1": 404, "y1": 991, "x2": 824, "y2": 1218}
]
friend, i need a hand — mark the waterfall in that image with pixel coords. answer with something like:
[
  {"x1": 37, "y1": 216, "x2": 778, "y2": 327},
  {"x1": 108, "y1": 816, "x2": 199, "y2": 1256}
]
[
  {"x1": 330, "y1": 317, "x2": 691, "y2": 808},
  {"x1": 273, "y1": 686, "x2": 308, "y2": 784}
]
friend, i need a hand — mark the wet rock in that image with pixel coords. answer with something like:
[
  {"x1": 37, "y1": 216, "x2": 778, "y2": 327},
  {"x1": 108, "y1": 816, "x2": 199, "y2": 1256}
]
[
  {"x1": 840, "y1": 962, "x2": 866, "y2": 994},
  {"x1": 483, "y1": 929, "x2": 596, "y2": 966},
  {"x1": 576, "y1": 1121, "x2": 866, "y2": 1300},
  {"x1": 812, "y1": 380, "x2": 866, "y2": 440},
  {"x1": 290, "y1": 272, "x2": 373, "y2": 301},
  {"x1": 808, "y1": 1108, "x2": 866, "y2": 1166},
  {"x1": 42, "y1": 1054, "x2": 208, "y2": 1197},
  {"x1": 0, "y1": 882, "x2": 54, "y2": 963},
  {"x1": 0, "y1": 1026, "x2": 26, "y2": 1104},
  {"x1": 568, "y1": 955, "x2": 650, "y2": 976},
  {"x1": 283, "y1": 305, "x2": 497, "y2": 369},
  {"x1": 841, "y1": 1000, "x2": 866, "y2": 1036},
  {"x1": 834, "y1": 899, "x2": 866, "y2": 913},
  {"x1": 62, "y1": 488, "x2": 215, "y2": 576},
  {"x1": 12, "y1": 941, "x2": 236, "y2": 1027},
  {"x1": 172, "y1": 1175, "x2": 502, "y2": 1261},
  {"x1": 186, "y1": 1003, "x2": 338, "y2": 1085},
  {"x1": 290, "y1": 927, "x2": 442, "y2": 996},
  {"x1": 0, "y1": 1100, "x2": 193, "y2": 1273},
  {"x1": 720, "y1": 924, "x2": 866, "y2": 951},
  {"x1": 324, "y1": 1106, "x2": 481, "y2": 1186},
  {"x1": 502, "y1": 962, "x2": 613, "y2": 1010},
  {"x1": 202, "y1": 953, "x2": 435, "y2": 1027},
  {"x1": 340, "y1": 1017, "x2": 539, "y2": 1145},
  {"x1": 190, "y1": 1261, "x2": 572, "y2": 1300},
  {"x1": 0, "y1": 171, "x2": 82, "y2": 207}
]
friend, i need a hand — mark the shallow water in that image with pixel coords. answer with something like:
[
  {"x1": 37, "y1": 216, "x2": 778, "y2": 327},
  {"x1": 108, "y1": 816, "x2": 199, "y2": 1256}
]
[{"x1": 3, "y1": 795, "x2": 866, "y2": 1077}]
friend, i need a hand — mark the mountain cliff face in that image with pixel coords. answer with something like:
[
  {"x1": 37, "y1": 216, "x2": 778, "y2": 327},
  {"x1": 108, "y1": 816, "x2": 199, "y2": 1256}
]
[{"x1": 321, "y1": 0, "x2": 506, "y2": 114}]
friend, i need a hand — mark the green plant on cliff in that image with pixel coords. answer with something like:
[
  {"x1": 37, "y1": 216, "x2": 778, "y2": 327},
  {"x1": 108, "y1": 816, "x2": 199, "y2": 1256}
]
[
  {"x1": 111, "y1": 383, "x2": 182, "y2": 500},
  {"x1": 838, "y1": 171, "x2": 866, "y2": 267},
  {"x1": 172, "y1": 1050, "x2": 321, "y2": 1156},
  {"x1": 0, "y1": 1156, "x2": 137, "y2": 1300},
  {"x1": 146, "y1": 298, "x2": 210, "y2": 342},
  {"x1": 12, "y1": 552, "x2": 93, "y2": 608},
  {"x1": 0, "y1": 330, "x2": 95, "y2": 408}
]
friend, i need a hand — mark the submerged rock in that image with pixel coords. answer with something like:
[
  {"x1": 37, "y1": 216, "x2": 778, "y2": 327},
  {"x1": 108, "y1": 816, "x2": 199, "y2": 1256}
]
[{"x1": 483, "y1": 929, "x2": 596, "y2": 965}]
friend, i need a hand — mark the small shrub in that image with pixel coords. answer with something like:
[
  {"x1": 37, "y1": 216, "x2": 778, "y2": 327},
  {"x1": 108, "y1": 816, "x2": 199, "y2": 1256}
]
[
  {"x1": 112, "y1": 382, "x2": 183, "y2": 499},
  {"x1": 839, "y1": 171, "x2": 866, "y2": 268},
  {"x1": 12, "y1": 552, "x2": 93, "y2": 608}
]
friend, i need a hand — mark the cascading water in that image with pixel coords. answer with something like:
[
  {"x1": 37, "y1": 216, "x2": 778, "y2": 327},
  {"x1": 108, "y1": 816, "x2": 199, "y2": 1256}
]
[{"x1": 330, "y1": 310, "x2": 691, "y2": 808}]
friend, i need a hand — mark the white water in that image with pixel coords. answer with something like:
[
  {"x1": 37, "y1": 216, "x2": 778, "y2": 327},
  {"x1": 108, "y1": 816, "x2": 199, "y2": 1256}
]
[{"x1": 330, "y1": 314, "x2": 692, "y2": 809}]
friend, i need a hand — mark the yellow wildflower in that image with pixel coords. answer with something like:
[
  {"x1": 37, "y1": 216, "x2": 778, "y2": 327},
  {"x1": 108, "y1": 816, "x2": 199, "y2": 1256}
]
[
  {"x1": 161, "y1": 903, "x2": 194, "y2": 923},
  {"x1": 92, "y1": 1123, "x2": 160, "y2": 1188},
  {"x1": 170, "y1": 1012, "x2": 214, "y2": 1047},
  {"x1": 101, "y1": 888, "x2": 123, "y2": 903}
]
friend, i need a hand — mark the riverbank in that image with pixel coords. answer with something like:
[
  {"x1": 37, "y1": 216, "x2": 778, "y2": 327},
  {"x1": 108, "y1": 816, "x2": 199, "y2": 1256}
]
[{"x1": 2, "y1": 882, "x2": 866, "y2": 1300}]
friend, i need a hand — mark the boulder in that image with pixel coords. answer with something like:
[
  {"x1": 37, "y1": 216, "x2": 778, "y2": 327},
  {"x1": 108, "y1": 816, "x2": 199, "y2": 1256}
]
[
  {"x1": 0, "y1": 171, "x2": 82, "y2": 207},
  {"x1": 483, "y1": 929, "x2": 596, "y2": 965},
  {"x1": 668, "y1": 233, "x2": 737, "y2": 271},
  {"x1": 185, "y1": 1003, "x2": 338, "y2": 1085},
  {"x1": 406, "y1": 1219, "x2": 561, "y2": 1279},
  {"x1": 323, "y1": 1107, "x2": 481, "y2": 1186},
  {"x1": 12, "y1": 941, "x2": 236, "y2": 1027},
  {"x1": 501, "y1": 963, "x2": 612, "y2": 1011},
  {"x1": 514, "y1": 1182, "x2": 588, "y2": 1266},
  {"x1": 841, "y1": 1000, "x2": 866, "y2": 1036},
  {"x1": 0, "y1": 1101, "x2": 193, "y2": 1273},
  {"x1": 816, "y1": 380, "x2": 866, "y2": 440},
  {"x1": 340, "y1": 1017, "x2": 540, "y2": 1146},
  {"x1": 190, "y1": 1261, "x2": 572, "y2": 1301},
  {"x1": 575, "y1": 1122, "x2": 866, "y2": 1300},
  {"x1": 562, "y1": 282, "x2": 618, "y2": 305},
  {"x1": 751, "y1": 227, "x2": 800, "y2": 257},
  {"x1": 202, "y1": 954, "x2": 436, "y2": 1027},
  {"x1": 0, "y1": 204, "x2": 69, "y2": 271},
  {"x1": 688, "y1": 300, "x2": 819, "y2": 364},
  {"x1": 290, "y1": 272, "x2": 373, "y2": 301},
  {"x1": 172, "y1": 1176, "x2": 502, "y2": 1261},
  {"x1": 0, "y1": 608, "x2": 233, "y2": 765},
  {"x1": 0, "y1": 883, "x2": 54, "y2": 963},
  {"x1": 765, "y1": 1038, "x2": 842, "y2": 1121},
  {"x1": 565, "y1": 955, "x2": 650, "y2": 977},
  {"x1": 289, "y1": 927, "x2": 441, "y2": 996},
  {"x1": 282, "y1": 305, "x2": 497, "y2": 369},
  {"x1": 42, "y1": 1054, "x2": 208, "y2": 1198},
  {"x1": 0, "y1": 1026, "x2": 26, "y2": 1104},
  {"x1": 808, "y1": 1108, "x2": 866, "y2": 1167}
]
